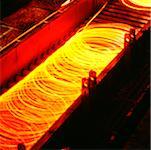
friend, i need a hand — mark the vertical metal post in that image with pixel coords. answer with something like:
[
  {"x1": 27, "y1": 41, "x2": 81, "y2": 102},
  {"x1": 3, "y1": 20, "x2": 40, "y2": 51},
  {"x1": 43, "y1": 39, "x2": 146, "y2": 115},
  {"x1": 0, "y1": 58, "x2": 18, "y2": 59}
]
[
  {"x1": 81, "y1": 77, "x2": 89, "y2": 96},
  {"x1": 88, "y1": 70, "x2": 97, "y2": 94},
  {"x1": 130, "y1": 28, "x2": 136, "y2": 40},
  {"x1": 124, "y1": 33, "x2": 131, "y2": 48}
]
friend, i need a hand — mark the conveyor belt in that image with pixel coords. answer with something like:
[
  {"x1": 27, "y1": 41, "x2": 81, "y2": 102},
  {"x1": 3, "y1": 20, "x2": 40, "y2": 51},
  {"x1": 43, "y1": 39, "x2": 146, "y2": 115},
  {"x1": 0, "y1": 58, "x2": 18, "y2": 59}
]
[
  {"x1": 92, "y1": 0, "x2": 150, "y2": 31},
  {"x1": 0, "y1": 0, "x2": 150, "y2": 149}
]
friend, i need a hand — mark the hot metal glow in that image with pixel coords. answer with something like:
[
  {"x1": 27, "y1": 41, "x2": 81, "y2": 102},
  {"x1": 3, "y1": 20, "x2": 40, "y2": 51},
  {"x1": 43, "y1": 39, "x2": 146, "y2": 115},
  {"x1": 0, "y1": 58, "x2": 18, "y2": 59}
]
[
  {"x1": 0, "y1": 23, "x2": 131, "y2": 149},
  {"x1": 61, "y1": 0, "x2": 72, "y2": 7},
  {"x1": 120, "y1": 0, "x2": 151, "y2": 11}
]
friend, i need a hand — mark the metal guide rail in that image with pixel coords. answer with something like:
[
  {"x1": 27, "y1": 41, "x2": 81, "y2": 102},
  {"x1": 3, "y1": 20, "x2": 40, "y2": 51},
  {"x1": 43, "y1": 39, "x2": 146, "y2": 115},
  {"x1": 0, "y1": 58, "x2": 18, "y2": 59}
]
[{"x1": 0, "y1": 0, "x2": 75, "y2": 53}]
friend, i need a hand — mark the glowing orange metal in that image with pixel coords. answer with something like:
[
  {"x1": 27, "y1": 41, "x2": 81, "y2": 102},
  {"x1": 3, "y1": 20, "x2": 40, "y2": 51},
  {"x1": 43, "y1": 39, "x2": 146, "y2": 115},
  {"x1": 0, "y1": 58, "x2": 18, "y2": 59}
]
[
  {"x1": 1, "y1": 0, "x2": 150, "y2": 149},
  {"x1": 0, "y1": 23, "x2": 132, "y2": 149},
  {"x1": 120, "y1": 0, "x2": 151, "y2": 11}
]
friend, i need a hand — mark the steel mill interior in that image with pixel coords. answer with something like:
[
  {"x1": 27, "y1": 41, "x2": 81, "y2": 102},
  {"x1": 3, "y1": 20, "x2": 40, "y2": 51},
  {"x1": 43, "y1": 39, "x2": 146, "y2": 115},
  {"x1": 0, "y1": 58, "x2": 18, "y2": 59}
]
[{"x1": 0, "y1": 0, "x2": 150, "y2": 149}]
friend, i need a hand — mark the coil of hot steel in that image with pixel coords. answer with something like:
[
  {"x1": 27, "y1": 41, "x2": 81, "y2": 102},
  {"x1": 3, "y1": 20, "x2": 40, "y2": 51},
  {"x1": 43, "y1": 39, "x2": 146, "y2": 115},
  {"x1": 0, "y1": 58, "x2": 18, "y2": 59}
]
[{"x1": 0, "y1": 0, "x2": 150, "y2": 149}]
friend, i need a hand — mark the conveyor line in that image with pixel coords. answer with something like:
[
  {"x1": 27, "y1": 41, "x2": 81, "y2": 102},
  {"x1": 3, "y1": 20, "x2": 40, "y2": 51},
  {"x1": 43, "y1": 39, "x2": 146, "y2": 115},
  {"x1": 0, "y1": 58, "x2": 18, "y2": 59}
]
[
  {"x1": 0, "y1": 0, "x2": 150, "y2": 149},
  {"x1": 92, "y1": 0, "x2": 150, "y2": 31}
]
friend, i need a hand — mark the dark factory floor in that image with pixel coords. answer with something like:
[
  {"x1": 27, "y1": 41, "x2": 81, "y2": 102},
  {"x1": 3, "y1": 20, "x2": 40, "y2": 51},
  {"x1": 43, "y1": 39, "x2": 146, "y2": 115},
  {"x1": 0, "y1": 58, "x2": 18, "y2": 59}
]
[{"x1": 124, "y1": 109, "x2": 150, "y2": 149}]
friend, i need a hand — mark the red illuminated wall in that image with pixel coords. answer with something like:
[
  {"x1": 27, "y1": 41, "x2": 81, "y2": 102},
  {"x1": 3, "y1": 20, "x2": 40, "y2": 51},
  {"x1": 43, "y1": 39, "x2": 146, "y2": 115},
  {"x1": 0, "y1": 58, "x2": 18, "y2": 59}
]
[{"x1": 0, "y1": 0, "x2": 107, "y2": 87}]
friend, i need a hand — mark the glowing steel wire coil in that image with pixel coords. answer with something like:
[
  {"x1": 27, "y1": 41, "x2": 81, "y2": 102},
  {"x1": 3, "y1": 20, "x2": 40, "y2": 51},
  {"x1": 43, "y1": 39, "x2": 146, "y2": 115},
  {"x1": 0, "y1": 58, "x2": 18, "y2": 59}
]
[
  {"x1": 120, "y1": 0, "x2": 151, "y2": 11},
  {"x1": 0, "y1": 23, "x2": 131, "y2": 149}
]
